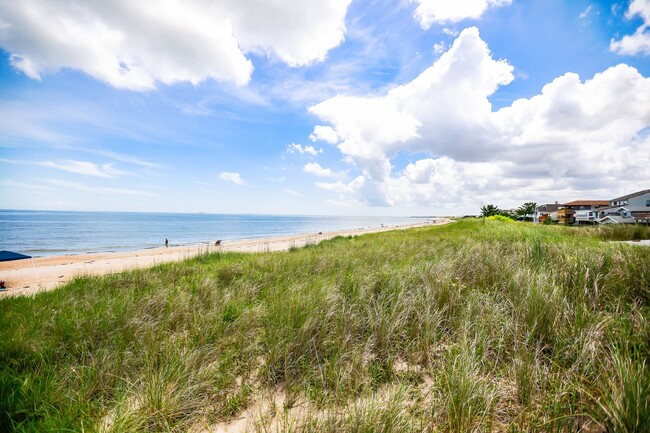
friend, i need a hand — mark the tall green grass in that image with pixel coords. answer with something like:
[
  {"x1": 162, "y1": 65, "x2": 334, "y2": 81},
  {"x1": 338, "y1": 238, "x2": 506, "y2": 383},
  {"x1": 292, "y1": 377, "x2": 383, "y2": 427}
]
[{"x1": 1, "y1": 220, "x2": 648, "y2": 432}]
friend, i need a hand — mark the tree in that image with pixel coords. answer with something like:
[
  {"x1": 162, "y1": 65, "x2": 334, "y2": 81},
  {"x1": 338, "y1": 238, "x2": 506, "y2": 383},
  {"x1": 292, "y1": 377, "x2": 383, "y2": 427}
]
[
  {"x1": 517, "y1": 202, "x2": 537, "y2": 221},
  {"x1": 480, "y1": 204, "x2": 500, "y2": 217}
]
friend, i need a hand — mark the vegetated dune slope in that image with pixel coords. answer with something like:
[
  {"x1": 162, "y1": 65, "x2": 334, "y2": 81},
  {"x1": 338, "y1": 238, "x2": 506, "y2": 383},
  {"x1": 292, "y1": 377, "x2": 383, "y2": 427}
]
[{"x1": 1, "y1": 220, "x2": 648, "y2": 432}]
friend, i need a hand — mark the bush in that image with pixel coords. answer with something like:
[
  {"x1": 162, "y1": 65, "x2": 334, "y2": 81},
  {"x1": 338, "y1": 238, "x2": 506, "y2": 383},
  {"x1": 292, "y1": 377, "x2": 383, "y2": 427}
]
[{"x1": 487, "y1": 214, "x2": 515, "y2": 222}]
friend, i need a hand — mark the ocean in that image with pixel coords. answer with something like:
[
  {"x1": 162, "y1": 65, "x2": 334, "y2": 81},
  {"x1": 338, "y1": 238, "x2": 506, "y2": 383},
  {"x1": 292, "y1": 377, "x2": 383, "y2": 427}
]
[{"x1": 0, "y1": 210, "x2": 430, "y2": 257}]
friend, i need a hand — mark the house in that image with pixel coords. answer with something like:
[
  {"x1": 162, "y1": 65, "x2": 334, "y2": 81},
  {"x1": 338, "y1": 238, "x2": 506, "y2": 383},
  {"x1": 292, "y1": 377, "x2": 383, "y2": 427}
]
[
  {"x1": 598, "y1": 210, "x2": 636, "y2": 224},
  {"x1": 608, "y1": 189, "x2": 650, "y2": 207},
  {"x1": 597, "y1": 189, "x2": 650, "y2": 224},
  {"x1": 598, "y1": 206, "x2": 650, "y2": 224},
  {"x1": 557, "y1": 207, "x2": 575, "y2": 225},
  {"x1": 534, "y1": 203, "x2": 560, "y2": 223},
  {"x1": 560, "y1": 200, "x2": 609, "y2": 225},
  {"x1": 635, "y1": 213, "x2": 650, "y2": 224}
]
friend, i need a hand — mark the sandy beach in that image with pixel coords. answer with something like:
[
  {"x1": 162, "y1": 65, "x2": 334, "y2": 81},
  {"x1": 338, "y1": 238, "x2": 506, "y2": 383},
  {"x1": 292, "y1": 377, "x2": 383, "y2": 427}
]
[{"x1": 0, "y1": 219, "x2": 449, "y2": 297}]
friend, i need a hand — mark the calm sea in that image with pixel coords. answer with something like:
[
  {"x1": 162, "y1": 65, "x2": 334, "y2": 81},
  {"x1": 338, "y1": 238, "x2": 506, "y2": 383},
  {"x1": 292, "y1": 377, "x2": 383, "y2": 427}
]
[{"x1": 0, "y1": 210, "x2": 429, "y2": 257}]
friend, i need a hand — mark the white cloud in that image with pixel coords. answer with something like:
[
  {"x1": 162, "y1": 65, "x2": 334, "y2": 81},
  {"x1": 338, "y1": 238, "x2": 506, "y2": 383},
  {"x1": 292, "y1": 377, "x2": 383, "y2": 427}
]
[
  {"x1": 284, "y1": 188, "x2": 302, "y2": 197},
  {"x1": 433, "y1": 42, "x2": 447, "y2": 54},
  {"x1": 219, "y1": 171, "x2": 246, "y2": 185},
  {"x1": 226, "y1": 0, "x2": 351, "y2": 67},
  {"x1": 303, "y1": 162, "x2": 336, "y2": 177},
  {"x1": 0, "y1": 0, "x2": 351, "y2": 90},
  {"x1": 95, "y1": 150, "x2": 162, "y2": 168},
  {"x1": 443, "y1": 27, "x2": 460, "y2": 36},
  {"x1": 413, "y1": 0, "x2": 512, "y2": 28},
  {"x1": 310, "y1": 27, "x2": 514, "y2": 163},
  {"x1": 610, "y1": 0, "x2": 650, "y2": 55},
  {"x1": 309, "y1": 125, "x2": 339, "y2": 144},
  {"x1": 287, "y1": 143, "x2": 323, "y2": 156},
  {"x1": 39, "y1": 160, "x2": 128, "y2": 178},
  {"x1": 308, "y1": 27, "x2": 650, "y2": 211}
]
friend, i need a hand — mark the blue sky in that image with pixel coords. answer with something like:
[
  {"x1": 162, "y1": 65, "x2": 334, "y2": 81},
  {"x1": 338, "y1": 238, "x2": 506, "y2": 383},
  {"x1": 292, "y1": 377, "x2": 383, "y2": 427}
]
[{"x1": 1, "y1": 0, "x2": 649, "y2": 215}]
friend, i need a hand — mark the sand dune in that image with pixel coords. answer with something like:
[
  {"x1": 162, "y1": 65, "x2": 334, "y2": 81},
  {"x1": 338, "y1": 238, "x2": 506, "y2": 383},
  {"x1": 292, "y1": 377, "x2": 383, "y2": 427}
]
[{"x1": 0, "y1": 219, "x2": 449, "y2": 297}]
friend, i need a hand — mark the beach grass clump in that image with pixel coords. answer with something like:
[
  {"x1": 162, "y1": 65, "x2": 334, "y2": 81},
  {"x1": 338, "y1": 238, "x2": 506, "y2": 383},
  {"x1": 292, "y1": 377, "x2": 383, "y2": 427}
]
[
  {"x1": 587, "y1": 223, "x2": 650, "y2": 241},
  {"x1": 1, "y1": 219, "x2": 649, "y2": 432}
]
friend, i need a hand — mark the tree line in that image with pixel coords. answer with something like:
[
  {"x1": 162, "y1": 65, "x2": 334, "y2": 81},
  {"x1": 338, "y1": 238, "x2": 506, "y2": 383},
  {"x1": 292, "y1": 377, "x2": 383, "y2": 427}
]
[{"x1": 480, "y1": 202, "x2": 536, "y2": 221}]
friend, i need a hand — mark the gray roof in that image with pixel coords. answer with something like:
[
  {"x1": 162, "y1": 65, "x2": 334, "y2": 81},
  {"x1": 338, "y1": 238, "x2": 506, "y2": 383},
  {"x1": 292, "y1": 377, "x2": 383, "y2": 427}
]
[
  {"x1": 600, "y1": 206, "x2": 650, "y2": 213},
  {"x1": 598, "y1": 215, "x2": 636, "y2": 224},
  {"x1": 610, "y1": 189, "x2": 650, "y2": 202},
  {"x1": 536, "y1": 203, "x2": 560, "y2": 212}
]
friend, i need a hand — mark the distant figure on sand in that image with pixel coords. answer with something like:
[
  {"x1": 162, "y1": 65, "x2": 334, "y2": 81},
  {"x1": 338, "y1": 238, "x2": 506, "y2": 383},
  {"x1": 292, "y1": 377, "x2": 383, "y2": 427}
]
[
  {"x1": 165, "y1": 238, "x2": 168, "y2": 248},
  {"x1": 215, "y1": 240, "x2": 222, "y2": 246}
]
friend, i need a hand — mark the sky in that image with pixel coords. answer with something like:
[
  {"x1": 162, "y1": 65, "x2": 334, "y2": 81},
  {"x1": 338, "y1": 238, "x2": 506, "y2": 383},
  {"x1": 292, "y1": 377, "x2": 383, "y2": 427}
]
[{"x1": 0, "y1": 0, "x2": 649, "y2": 216}]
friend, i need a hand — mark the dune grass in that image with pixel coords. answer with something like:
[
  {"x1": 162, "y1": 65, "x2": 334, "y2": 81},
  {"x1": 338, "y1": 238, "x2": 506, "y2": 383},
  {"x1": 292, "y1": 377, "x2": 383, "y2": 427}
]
[{"x1": 1, "y1": 220, "x2": 649, "y2": 432}]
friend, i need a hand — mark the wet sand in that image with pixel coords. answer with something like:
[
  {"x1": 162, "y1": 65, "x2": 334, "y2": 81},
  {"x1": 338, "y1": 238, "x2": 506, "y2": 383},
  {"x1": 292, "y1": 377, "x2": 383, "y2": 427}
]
[{"x1": 0, "y1": 219, "x2": 449, "y2": 297}]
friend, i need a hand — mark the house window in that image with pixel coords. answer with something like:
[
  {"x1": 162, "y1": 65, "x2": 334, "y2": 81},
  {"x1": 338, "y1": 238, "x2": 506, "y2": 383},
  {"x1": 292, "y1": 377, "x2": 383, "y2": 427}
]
[{"x1": 646, "y1": 200, "x2": 650, "y2": 207}]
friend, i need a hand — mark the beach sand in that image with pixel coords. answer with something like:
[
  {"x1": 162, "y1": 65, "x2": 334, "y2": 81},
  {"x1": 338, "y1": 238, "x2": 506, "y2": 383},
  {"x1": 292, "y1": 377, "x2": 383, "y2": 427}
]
[{"x1": 0, "y1": 219, "x2": 449, "y2": 297}]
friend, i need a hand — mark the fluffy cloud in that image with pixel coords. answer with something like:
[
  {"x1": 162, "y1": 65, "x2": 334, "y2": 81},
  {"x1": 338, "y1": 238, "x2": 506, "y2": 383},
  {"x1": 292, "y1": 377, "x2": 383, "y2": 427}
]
[
  {"x1": 413, "y1": 0, "x2": 512, "y2": 28},
  {"x1": 610, "y1": 0, "x2": 650, "y2": 55},
  {"x1": 0, "y1": 0, "x2": 351, "y2": 90},
  {"x1": 287, "y1": 143, "x2": 323, "y2": 156},
  {"x1": 309, "y1": 125, "x2": 339, "y2": 144},
  {"x1": 224, "y1": 0, "x2": 350, "y2": 67},
  {"x1": 219, "y1": 171, "x2": 246, "y2": 185},
  {"x1": 308, "y1": 27, "x2": 650, "y2": 211},
  {"x1": 303, "y1": 162, "x2": 336, "y2": 177}
]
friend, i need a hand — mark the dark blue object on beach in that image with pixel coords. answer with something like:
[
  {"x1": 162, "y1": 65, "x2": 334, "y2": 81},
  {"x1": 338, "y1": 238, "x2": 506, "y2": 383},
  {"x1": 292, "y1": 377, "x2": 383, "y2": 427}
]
[{"x1": 0, "y1": 250, "x2": 32, "y2": 262}]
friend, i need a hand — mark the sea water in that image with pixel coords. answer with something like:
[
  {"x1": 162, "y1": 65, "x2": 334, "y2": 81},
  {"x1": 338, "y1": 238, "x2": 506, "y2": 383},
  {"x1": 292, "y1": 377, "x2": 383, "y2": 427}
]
[{"x1": 0, "y1": 210, "x2": 430, "y2": 257}]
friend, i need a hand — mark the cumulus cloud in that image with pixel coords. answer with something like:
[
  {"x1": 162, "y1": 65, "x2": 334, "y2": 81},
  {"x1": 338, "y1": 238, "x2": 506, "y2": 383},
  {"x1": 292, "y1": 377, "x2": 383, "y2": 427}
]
[
  {"x1": 308, "y1": 27, "x2": 650, "y2": 211},
  {"x1": 0, "y1": 0, "x2": 351, "y2": 90},
  {"x1": 39, "y1": 160, "x2": 128, "y2": 178},
  {"x1": 610, "y1": 0, "x2": 650, "y2": 55},
  {"x1": 303, "y1": 162, "x2": 337, "y2": 177},
  {"x1": 310, "y1": 28, "x2": 513, "y2": 176},
  {"x1": 287, "y1": 143, "x2": 323, "y2": 156},
  {"x1": 413, "y1": 0, "x2": 512, "y2": 28},
  {"x1": 309, "y1": 125, "x2": 339, "y2": 144},
  {"x1": 219, "y1": 171, "x2": 246, "y2": 185}
]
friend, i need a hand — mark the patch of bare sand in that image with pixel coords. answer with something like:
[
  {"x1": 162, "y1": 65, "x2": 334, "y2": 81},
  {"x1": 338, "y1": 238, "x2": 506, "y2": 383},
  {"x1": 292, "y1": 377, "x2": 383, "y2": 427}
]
[
  {"x1": 195, "y1": 355, "x2": 438, "y2": 433},
  {"x1": 196, "y1": 384, "x2": 407, "y2": 433}
]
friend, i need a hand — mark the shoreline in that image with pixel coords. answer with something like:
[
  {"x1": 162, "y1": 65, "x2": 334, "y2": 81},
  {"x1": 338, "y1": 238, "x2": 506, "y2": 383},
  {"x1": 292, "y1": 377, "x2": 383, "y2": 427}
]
[{"x1": 0, "y1": 219, "x2": 450, "y2": 297}]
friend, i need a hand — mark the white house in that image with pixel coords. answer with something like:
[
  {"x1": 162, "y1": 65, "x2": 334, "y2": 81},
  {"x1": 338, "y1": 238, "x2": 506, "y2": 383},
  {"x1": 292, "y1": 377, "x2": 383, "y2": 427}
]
[{"x1": 534, "y1": 203, "x2": 560, "y2": 223}]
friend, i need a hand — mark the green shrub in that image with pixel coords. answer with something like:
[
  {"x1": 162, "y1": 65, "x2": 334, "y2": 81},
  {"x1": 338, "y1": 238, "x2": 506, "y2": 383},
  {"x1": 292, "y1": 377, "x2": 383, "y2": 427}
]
[{"x1": 487, "y1": 214, "x2": 515, "y2": 222}]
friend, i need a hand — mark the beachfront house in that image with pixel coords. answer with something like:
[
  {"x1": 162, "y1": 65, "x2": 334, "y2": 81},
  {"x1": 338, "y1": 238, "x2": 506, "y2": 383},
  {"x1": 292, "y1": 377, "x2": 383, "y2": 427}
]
[
  {"x1": 534, "y1": 203, "x2": 560, "y2": 223},
  {"x1": 560, "y1": 200, "x2": 609, "y2": 225},
  {"x1": 607, "y1": 189, "x2": 650, "y2": 207},
  {"x1": 597, "y1": 189, "x2": 650, "y2": 224},
  {"x1": 557, "y1": 207, "x2": 575, "y2": 225}
]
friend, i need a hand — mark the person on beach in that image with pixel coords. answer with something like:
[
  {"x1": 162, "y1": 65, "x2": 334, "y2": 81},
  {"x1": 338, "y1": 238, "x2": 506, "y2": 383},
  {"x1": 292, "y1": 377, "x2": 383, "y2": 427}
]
[{"x1": 165, "y1": 238, "x2": 168, "y2": 248}]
